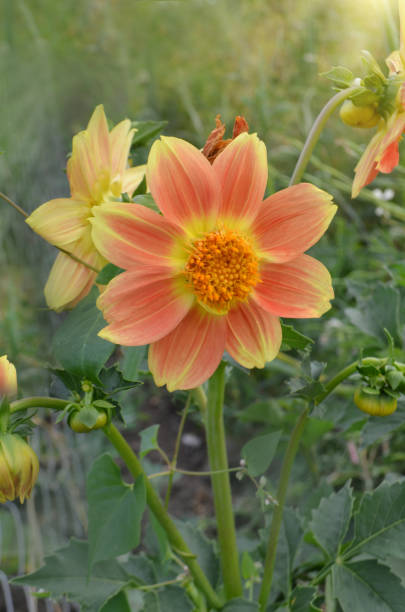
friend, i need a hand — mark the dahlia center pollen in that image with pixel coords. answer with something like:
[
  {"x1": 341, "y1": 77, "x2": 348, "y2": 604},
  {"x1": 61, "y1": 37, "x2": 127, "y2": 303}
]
[{"x1": 184, "y1": 230, "x2": 259, "y2": 312}]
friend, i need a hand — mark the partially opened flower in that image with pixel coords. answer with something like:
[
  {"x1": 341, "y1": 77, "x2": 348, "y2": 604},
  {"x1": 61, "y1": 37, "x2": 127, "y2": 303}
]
[
  {"x1": 0, "y1": 355, "x2": 17, "y2": 398},
  {"x1": 26, "y1": 105, "x2": 146, "y2": 311},
  {"x1": 0, "y1": 433, "x2": 39, "y2": 504},
  {"x1": 351, "y1": 0, "x2": 405, "y2": 197},
  {"x1": 91, "y1": 132, "x2": 336, "y2": 391}
]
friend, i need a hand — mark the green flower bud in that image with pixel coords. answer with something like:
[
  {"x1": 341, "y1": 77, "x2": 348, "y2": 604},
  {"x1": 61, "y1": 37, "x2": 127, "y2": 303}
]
[
  {"x1": 354, "y1": 387, "x2": 397, "y2": 417},
  {"x1": 340, "y1": 100, "x2": 380, "y2": 128},
  {"x1": 68, "y1": 408, "x2": 108, "y2": 433},
  {"x1": 0, "y1": 433, "x2": 39, "y2": 503}
]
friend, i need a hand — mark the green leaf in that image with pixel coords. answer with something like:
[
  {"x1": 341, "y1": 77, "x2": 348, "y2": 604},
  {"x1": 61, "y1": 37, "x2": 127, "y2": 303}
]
[
  {"x1": 333, "y1": 559, "x2": 405, "y2": 612},
  {"x1": 120, "y1": 346, "x2": 147, "y2": 382},
  {"x1": 309, "y1": 482, "x2": 353, "y2": 560},
  {"x1": 345, "y1": 284, "x2": 401, "y2": 346},
  {"x1": 96, "y1": 263, "x2": 124, "y2": 285},
  {"x1": 242, "y1": 431, "x2": 281, "y2": 476},
  {"x1": 140, "y1": 425, "x2": 160, "y2": 458},
  {"x1": 131, "y1": 120, "x2": 167, "y2": 147},
  {"x1": 133, "y1": 194, "x2": 160, "y2": 213},
  {"x1": 360, "y1": 400, "x2": 405, "y2": 447},
  {"x1": 87, "y1": 454, "x2": 146, "y2": 569},
  {"x1": 52, "y1": 288, "x2": 115, "y2": 383},
  {"x1": 281, "y1": 324, "x2": 314, "y2": 350},
  {"x1": 346, "y1": 480, "x2": 405, "y2": 560},
  {"x1": 176, "y1": 521, "x2": 219, "y2": 587},
  {"x1": 270, "y1": 507, "x2": 304, "y2": 598},
  {"x1": 142, "y1": 586, "x2": 193, "y2": 611},
  {"x1": 221, "y1": 599, "x2": 260, "y2": 611},
  {"x1": 12, "y1": 539, "x2": 130, "y2": 612},
  {"x1": 322, "y1": 65, "x2": 354, "y2": 88},
  {"x1": 289, "y1": 586, "x2": 320, "y2": 611},
  {"x1": 100, "y1": 590, "x2": 133, "y2": 612}
]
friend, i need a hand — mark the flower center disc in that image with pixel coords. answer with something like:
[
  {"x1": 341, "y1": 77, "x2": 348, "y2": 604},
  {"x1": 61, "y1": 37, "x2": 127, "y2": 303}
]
[{"x1": 185, "y1": 230, "x2": 259, "y2": 313}]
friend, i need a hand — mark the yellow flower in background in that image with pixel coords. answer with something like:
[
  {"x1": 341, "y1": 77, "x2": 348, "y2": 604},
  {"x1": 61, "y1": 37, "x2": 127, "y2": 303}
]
[
  {"x1": 0, "y1": 355, "x2": 17, "y2": 398},
  {"x1": 26, "y1": 105, "x2": 146, "y2": 311}
]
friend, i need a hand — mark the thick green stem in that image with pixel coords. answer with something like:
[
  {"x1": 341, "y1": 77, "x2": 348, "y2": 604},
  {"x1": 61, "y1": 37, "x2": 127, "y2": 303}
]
[
  {"x1": 103, "y1": 422, "x2": 223, "y2": 610},
  {"x1": 258, "y1": 407, "x2": 309, "y2": 610},
  {"x1": 206, "y1": 363, "x2": 243, "y2": 600},
  {"x1": 10, "y1": 397, "x2": 69, "y2": 413},
  {"x1": 289, "y1": 87, "x2": 357, "y2": 186}
]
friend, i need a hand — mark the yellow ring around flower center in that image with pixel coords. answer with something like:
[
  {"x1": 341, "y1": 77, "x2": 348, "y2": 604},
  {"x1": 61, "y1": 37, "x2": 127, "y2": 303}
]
[{"x1": 184, "y1": 230, "x2": 259, "y2": 313}]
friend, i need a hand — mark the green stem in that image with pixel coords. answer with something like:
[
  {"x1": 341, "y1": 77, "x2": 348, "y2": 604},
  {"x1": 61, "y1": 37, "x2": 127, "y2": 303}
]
[
  {"x1": 258, "y1": 406, "x2": 309, "y2": 610},
  {"x1": 165, "y1": 392, "x2": 191, "y2": 509},
  {"x1": 315, "y1": 361, "x2": 359, "y2": 405},
  {"x1": 103, "y1": 422, "x2": 223, "y2": 610},
  {"x1": 10, "y1": 397, "x2": 69, "y2": 413},
  {"x1": 289, "y1": 87, "x2": 357, "y2": 186},
  {"x1": 206, "y1": 363, "x2": 242, "y2": 600}
]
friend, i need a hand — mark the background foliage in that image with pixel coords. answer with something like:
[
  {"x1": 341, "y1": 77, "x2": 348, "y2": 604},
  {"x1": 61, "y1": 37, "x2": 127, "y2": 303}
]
[{"x1": 1, "y1": 0, "x2": 405, "y2": 610}]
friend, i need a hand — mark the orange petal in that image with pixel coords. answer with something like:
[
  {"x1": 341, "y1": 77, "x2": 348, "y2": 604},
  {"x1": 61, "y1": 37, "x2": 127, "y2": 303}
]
[
  {"x1": 121, "y1": 165, "x2": 146, "y2": 196},
  {"x1": 214, "y1": 132, "x2": 267, "y2": 227},
  {"x1": 352, "y1": 129, "x2": 384, "y2": 198},
  {"x1": 147, "y1": 136, "x2": 220, "y2": 233},
  {"x1": 44, "y1": 236, "x2": 104, "y2": 311},
  {"x1": 251, "y1": 183, "x2": 336, "y2": 263},
  {"x1": 148, "y1": 306, "x2": 226, "y2": 391},
  {"x1": 376, "y1": 112, "x2": 405, "y2": 172},
  {"x1": 98, "y1": 268, "x2": 194, "y2": 345},
  {"x1": 26, "y1": 198, "x2": 90, "y2": 247},
  {"x1": 109, "y1": 119, "x2": 134, "y2": 175},
  {"x1": 253, "y1": 254, "x2": 334, "y2": 318},
  {"x1": 226, "y1": 300, "x2": 281, "y2": 369},
  {"x1": 91, "y1": 203, "x2": 184, "y2": 269}
]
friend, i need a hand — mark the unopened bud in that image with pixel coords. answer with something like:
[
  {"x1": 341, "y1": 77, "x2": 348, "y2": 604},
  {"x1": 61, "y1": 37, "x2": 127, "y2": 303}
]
[
  {"x1": 0, "y1": 433, "x2": 39, "y2": 503},
  {"x1": 0, "y1": 356, "x2": 17, "y2": 398},
  {"x1": 340, "y1": 100, "x2": 380, "y2": 128}
]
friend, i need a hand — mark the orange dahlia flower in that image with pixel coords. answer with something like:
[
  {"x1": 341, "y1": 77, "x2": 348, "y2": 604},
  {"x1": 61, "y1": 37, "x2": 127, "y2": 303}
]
[
  {"x1": 26, "y1": 105, "x2": 146, "y2": 311},
  {"x1": 92, "y1": 133, "x2": 336, "y2": 391},
  {"x1": 352, "y1": 0, "x2": 405, "y2": 198}
]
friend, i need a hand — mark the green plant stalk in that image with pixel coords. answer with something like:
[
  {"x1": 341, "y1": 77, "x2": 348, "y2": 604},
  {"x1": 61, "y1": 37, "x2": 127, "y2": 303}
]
[
  {"x1": 258, "y1": 406, "x2": 309, "y2": 610},
  {"x1": 165, "y1": 392, "x2": 192, "y2": 509},
  {"x1": 10, "y1": 397, "x2": 69, "y2": 413},
  {"x1": 103, "y1": 422, "x2": 223, "y2": 610},
  {"x1": 289, "y1": 87, "x2": 357, "y2": 186},
  {"x1": 206, "y1": 362, "x2": 243, "y2": 600},
  {"x1": 258, "y1": 359, "x2": 360, "y2": 608},
  {"x1": 315, "y1": 361, "x2": 359, "y2": 405}
]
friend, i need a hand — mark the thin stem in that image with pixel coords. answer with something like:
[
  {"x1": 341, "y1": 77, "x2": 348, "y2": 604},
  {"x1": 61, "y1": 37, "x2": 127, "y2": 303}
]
[
  {"x1": 57, "y1": 247, "x2": 101, "y2": 274},
  {"x1": 150, "y1": 466, "x2": 243, "y2": 479},
  {"x1": 206, "y1": 362, "x2": 242, "y2": 600},
  {"x1": 165, "y1": 392, "x2": 192, "y2": 509},
  {"x1": 0, "y1": 191, "x2": 28, "y2": 218},
  {"x1": 102, "y1": 422, "x2": 223, "y2": 610},
  {"x1": 289, "y1": 87, "x2": 358, "y2": 186},
  {"x1": 0, "y1": 191, "x2": 100, "y2": 273},
  {"x1": 315, "y1": 361, "x2": 359, "y2": 405},
  {"x1": 258, "y1": 406, "x2": 309, "y2": 609}
]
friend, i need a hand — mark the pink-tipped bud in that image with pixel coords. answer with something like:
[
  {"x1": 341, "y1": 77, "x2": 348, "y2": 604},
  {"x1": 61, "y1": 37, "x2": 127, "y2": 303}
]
[
  {"x1": 0, "y1": 434, "x2": 39, "y2": 503},
  {"x1": 0, "y1": 356, "x2": 17, "y2": 398}
]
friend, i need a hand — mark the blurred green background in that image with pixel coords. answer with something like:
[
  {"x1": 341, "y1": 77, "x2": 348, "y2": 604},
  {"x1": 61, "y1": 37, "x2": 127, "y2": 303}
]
[{"x1": 1, "y1": 0, "x2": 405, "y2": 602}]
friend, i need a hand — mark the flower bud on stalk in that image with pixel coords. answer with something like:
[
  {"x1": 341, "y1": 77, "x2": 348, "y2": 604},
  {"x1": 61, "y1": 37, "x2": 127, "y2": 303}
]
[
  {"x1": 0, "y1": 433, "x2": 39, "y2": 503},
  {"x1": 339, "y1": 100, "x2": 380, "y2": 128},
  {"x1": 0, "y1": 355, "x2": 17, "y2": 398}
]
